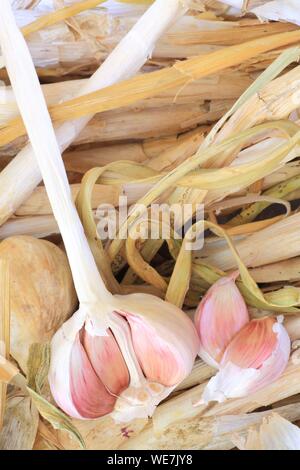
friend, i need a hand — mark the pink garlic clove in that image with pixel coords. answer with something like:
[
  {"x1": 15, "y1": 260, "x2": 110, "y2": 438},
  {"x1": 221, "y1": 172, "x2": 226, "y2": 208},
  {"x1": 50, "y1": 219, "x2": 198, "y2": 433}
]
[
  {"x1": 221, "y1": 316, "x2": 278, "y2": 369},
  {"x1": 200, "y1": 316, "x2": 291, "y2": 404},
  {"x1": 69, "y1": 333, "x2": 116, "y2": 419},
  {"x1": 82, "y1": 328, "x2": 130, "y2": 396},
  {"x1": 194, "y1": 272, "x2": 249, "y2": 368},
  {"x1": 125, "y1": 312, "x2": 190, "y2": 387},
  {"x1": 49, "y1": 310, "x2": 126, "y2": 420},
  {"x1": 116, "y1": 293, "x2": 200, "y2": 386}
]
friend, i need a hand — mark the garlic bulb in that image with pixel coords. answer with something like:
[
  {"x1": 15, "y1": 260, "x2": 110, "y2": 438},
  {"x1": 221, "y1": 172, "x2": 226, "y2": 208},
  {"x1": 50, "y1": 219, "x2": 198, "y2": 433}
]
[
  {"x1": 0, "y1": 236, "x2": 77, "y2": 372},
  {"x1": 194, "y1": 272, "x2": 249, "y2": 368},
  {"x1": 50, "y1": 295, "x2": 198, "y2": 421},
  {"x1": 201, "y1": 316, "x2": 291, "y2": 404},
  {"x1": 0, "y1": 0, "x2": 199, "y2": 423}
]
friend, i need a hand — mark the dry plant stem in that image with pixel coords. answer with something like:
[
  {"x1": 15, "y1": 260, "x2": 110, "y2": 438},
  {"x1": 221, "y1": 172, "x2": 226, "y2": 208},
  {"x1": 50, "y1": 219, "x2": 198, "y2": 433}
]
[
  {"x1": 0, "y1": 260, "x2": 10, "y2": 430},
  {"x1": 202, "y1": 212, "x2": 300, "y2": 270},
  {"x1": 12, "y1": 10, "x2": 299, "y2": 73},
  {"x1": 34, "y1": 420, "x2": 65, "y2": 451},
  {"x1": 175, "y1": 360, "x2": 215, "y2": 392},
  {"x1": 250, "y1": 258, "x2": 300, "y2": 283},
  {"x1": 0, "y1": 73, "x2": 253, "y2": 127},
  {"x1": 121, "y1": 361, "x2": 300, "y2": 450},
  {"x1": 14, "y1": 183, "x2": 141, "y2": 217},
  {"x1": 107, "y1": 122, "x2": 300, "y2": 260},
  {"x1": 4, "y1": 29, "x2": 300, "y2": 145},
  {"x1": 21, "y1": 0, "x2": 106, "y2": 38},
  {"x1": 125, "y1": 403, "x2": 300, "y2": 451},
  {"x1": 0, "y1": 0, "x2": 187, "y2": 224},
  {"x1": 0, "y1": 216, "x2": 59, "y2": 240}
]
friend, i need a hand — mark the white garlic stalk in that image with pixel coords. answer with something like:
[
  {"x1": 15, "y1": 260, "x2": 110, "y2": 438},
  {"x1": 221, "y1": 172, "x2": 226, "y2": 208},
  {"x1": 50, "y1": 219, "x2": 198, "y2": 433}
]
[
  {"x1": 0, "y1": 0, "x2": 199, "y2": 422},
  {"x1": 0, "y1": 0, "x2": 187, "y2": 225}
]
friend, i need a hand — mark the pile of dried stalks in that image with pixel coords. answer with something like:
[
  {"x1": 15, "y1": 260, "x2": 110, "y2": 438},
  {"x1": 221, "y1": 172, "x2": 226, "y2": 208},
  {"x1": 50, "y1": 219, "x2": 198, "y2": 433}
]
[{"x1": 1, "y1": 0, "x2": 300, "y2": 451}]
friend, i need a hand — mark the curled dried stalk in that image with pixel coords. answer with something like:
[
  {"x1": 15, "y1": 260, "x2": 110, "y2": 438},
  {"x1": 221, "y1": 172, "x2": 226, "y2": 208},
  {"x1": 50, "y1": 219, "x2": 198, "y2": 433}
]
[
  {"x1": 229, "y1": 173, "x2": 300, "y2": 226},
  {"x1": 103, "y1": 121, "x2": 299, "y2": 260},
  {"x1": 75, "y1": 121, "x2": 300, "y2": 309}
]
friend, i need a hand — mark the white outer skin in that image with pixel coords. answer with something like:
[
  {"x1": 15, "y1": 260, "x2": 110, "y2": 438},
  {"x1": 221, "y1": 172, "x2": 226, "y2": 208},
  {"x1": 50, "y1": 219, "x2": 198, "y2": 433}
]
[
  {"x1": 252, "y1": 1, "x2": 300, "y2": 26},
  {"x1": 48, "y1": 309, "x2": 87, "y2": 420},
  {"x1": 235, "y1": 413, "x2": 300, "y2": 450}
]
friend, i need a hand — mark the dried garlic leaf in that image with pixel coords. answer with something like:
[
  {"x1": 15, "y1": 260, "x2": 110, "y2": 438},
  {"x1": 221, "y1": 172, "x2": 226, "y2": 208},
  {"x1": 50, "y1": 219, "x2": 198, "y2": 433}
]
[
  {"x1": 0, "y1": 395, "x2": 39, "y2": 450},
  {"x1": 28, "y1": 389, "x2": 86, "y2": 450},
  {"x1": 27, "y1": 343, "x2": 50, "y2": 395},
  {"x1": 26, "y1": 342, "x2": 85, "y2": 449}
]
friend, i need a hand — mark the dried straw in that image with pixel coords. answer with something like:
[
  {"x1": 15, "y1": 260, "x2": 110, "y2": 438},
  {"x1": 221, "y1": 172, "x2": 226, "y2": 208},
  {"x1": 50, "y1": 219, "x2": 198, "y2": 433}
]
[{"x1": 0, "y1": 260, "x2": 10, "y2": 430}]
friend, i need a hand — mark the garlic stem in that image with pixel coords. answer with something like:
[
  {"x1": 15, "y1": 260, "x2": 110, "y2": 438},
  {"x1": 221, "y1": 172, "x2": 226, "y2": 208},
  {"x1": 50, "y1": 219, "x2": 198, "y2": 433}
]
[{"x1": 0, "y1": 0, "x2": 188, "y2": 225}]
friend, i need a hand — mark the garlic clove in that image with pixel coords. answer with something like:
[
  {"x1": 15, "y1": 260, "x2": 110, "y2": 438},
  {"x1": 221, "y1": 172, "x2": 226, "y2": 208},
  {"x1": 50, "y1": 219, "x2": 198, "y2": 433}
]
[
  {"x1": 200, "y1": 316, "x2": 290, "y2": 404},
  {"x1": 82, "y1": 328, "x2": 130, "y2": 396},
  {"x1": 108, "y1": 308, "x2": 176, "y2": 423},
  {"x1": 49, "y1": 309, "x2": 131, "y2": 420},
  {"x1": 49, "y1": 309, "x2": 87, "y2": 420},
  {"x1": 221, "y1": 316, "x2": 278, "y2": 369},
  {"x1": 194, "y1": 272, "x2": 249, "y2": 368},
  {"x1": 125, "y1": 312, "x2": 187, "y2": 387},
  {"x1": 115, "y1": 293, "x2": 200, "y2": 386},
  {"x1": 107, "y1": 296, "x2": 199, "y2": 422},
  {"x1": 69, "y1": 333, "x2": 116, "y2": 420}
]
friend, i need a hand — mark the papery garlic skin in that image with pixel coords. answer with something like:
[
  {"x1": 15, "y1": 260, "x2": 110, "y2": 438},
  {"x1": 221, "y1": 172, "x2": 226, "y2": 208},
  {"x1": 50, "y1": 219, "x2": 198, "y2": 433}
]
[
  {"x1": 251, "y1": 1, "x2": 300, "y2": 27},
  {"x1": 49, "y1": 294, "x2": 199, "y2": 422},
  {"x1": 200, "y1": 316, "x2": 291, "y2": 404},
  {"x1": 194, "y1": 273, "x2": 249, "y2": 368},
  {"x1": 234, "y1": 413, "x2": 300, "y2": 450}
]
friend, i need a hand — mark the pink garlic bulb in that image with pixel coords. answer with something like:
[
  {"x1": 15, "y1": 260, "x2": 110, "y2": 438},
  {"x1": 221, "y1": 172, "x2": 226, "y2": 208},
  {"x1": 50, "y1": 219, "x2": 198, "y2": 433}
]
[
  {"x1": 201, "y1": 316, "x2": 291, "y2": 403},
  {"x1": 49, "y1": 293, "x2": 199, "y2": 422},
  {"x1": 194, "y1": 273, "x2": 249, "y2": 368}
]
